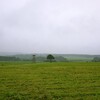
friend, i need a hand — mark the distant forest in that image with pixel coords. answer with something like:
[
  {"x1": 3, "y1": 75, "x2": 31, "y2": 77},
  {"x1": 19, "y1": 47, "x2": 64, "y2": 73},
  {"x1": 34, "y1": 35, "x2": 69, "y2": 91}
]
[
  {"x1": 0, "y1": 55, "x2": 67, "y2": 62},
  {"x1": 0, "y1": 54, "x2": 100, "y2": 62},
  {"x1": 0, "y1": 56, "x2": 20, "y2": 61}
]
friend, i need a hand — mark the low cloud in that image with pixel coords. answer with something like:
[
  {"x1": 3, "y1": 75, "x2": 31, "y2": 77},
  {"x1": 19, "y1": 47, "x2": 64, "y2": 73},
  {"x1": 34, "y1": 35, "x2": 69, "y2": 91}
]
[{"x1": 0, "y1": 0, "x2": 100, "y2": 54}]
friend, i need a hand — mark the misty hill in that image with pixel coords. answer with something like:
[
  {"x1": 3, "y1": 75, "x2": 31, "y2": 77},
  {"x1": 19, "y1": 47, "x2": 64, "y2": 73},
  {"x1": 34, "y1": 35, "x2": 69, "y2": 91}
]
[
  {"x1": 0, "y1": 52, "x2": 100, "y2": 62},
  {"x1": 13, "y1": 54, "x2": 100, "y2": 62},
  {"x1": 0, "y1": 54, "x2": 67, "y2": 62},
  {"x1": 14, "y1": 54, "x2": 67, "y2": 62},
  {"x1": 0, "y1": 56, "x2": 20, "y2": 61}
]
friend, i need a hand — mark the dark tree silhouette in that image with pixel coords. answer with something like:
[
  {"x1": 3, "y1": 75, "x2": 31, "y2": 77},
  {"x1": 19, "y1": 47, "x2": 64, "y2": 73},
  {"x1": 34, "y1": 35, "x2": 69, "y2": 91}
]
[
  {"x1": 92, "y1": 57, "x2": 100, "y2": 62},
  {"x1": 47, "y1": 54, "x2": 55, "y2": 62}
]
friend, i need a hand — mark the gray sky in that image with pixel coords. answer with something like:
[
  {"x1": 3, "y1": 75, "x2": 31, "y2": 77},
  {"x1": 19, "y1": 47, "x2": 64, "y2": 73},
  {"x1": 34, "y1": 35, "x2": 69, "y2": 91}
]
[{"x1": 0, "y1": 0, "x2": 100, "y2": 54}]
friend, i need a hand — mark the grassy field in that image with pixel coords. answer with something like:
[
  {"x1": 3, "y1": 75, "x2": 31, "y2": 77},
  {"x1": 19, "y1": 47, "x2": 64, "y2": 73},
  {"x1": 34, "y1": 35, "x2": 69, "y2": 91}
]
[{"x1": 0, "y1": 62, "x2": 100, "y2": 100}]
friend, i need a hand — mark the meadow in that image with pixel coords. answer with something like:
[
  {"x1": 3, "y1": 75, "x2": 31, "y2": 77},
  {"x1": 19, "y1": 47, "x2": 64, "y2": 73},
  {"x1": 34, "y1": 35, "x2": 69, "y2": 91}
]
[{"x1": 0, "y1": 62, "x2": 100, "y2": 100}]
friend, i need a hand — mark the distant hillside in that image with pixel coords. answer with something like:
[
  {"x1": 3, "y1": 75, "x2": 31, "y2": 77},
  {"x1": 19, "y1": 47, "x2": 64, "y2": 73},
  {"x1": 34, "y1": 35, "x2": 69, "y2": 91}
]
[
  {"x1": 0, "y1": 52, "x2": 100, "y2": 62},
  {"x1": 0, "y1": 56, "x2": 20, "y2": 61},
  {"x1": 58, "y1": 54, "x2": 100, "y2": 62},
  {"x1": 13, "y1": 54, "x2": 100, "y2": 62}
]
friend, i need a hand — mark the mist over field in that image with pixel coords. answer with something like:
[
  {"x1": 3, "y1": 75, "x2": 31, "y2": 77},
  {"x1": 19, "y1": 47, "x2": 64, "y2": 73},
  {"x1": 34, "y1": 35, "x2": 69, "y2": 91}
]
[{"x1": 0, "y1": 0, "x2": 100, "y2": 54}]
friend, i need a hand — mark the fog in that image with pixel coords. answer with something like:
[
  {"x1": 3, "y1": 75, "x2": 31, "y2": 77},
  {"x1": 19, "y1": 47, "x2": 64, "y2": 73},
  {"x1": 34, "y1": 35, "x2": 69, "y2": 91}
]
[{"x1": 0, "y1": 0, "x2": 100, "y2": 54}]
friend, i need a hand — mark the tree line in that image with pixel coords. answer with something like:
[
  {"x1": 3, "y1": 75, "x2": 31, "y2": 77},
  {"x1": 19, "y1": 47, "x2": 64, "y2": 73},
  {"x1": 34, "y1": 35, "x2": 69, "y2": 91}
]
[
  {"x1": 0, "y1": 55, "x2": 67, "y2": 62},
  {"x1": 0, "y1": 55, "x2": 100, "y2": 62},
  {"x1": 0, "y1": 56, "x2": 20, "y2": 61},
  {"x1": 92, "y1": 57, "x2": 100, "y2": 62}
]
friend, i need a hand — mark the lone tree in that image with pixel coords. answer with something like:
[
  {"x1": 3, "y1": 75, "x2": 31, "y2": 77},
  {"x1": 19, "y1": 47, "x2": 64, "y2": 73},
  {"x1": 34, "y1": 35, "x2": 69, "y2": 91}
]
[{"x1": 47, "y1": 54, "x2": 55, "y2": 62}]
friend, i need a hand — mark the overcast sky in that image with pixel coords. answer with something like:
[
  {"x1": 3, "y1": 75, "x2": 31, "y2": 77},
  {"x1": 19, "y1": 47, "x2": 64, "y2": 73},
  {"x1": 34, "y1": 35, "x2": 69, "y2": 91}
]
[{"x1": 0, "y1": 0, "x2": 100, "y2": 54}]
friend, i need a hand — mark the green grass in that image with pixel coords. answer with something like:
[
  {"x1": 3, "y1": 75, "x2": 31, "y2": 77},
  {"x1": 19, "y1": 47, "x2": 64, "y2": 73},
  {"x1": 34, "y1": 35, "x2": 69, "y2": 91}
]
[
  {"x1": 66, "y1": 57, "x2": 93, "y2": 62},
  {"x1": 0, "y1": 62, "x2": 100, "y2": 100}
]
